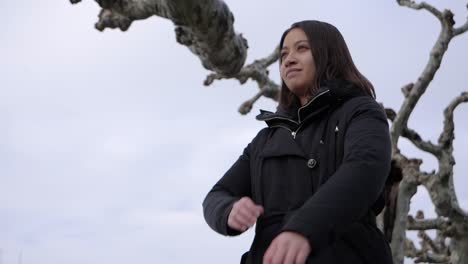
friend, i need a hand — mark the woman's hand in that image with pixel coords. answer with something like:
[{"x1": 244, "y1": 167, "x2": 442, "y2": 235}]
[
  {"x1": 228, "y1": 197, "x2": 264, "y2": 232},
  {"x1": 263, "y1": 231, "x2": 311, "y2": 264}
]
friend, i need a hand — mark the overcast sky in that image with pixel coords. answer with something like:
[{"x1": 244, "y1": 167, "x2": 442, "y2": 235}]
[{"x1": 1, "y1": 1, "x2": 467, "y2": 263}]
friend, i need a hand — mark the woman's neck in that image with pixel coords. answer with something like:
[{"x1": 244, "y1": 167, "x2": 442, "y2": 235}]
[{"x1": 299, "y1": 94, "x2": 314, "y2": 106}]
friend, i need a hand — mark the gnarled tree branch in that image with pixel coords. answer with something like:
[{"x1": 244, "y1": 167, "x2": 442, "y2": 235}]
[
  {"x1": 390, "y1": 1, "x2": 460, "y2": 150},
  {"x1": 389, "y1": 2, "x2": 468, "y2": 262},
  {"x1": 385, "y1": 106, "x2": 441, "y2": 157},
  {"x1": 402, "y1": 127, "x2": 441, "y2": 157},
  {"x1": 205, "y1": 45, "x2": 281, "y2": 114},
  {"x1": 71, "y1": 0, "x2": 248, "y2": 76},
  {"x1": 407, "y1": 215, "x2": 450, "y2": 231},
  {"x1": 414, "y1": 253, "x2": 450, "y2": 263},
  {"x1": 396, "y1": 0, "x2": 444, "y2": 21},
  {"x1": 390, "y1": 153, "x2": 420, "y2": 263},
  {"x1": 453, "y1": 4, "x2": 468, "y2": 36},
  {"x1": 439, "y1": 92, "x2": 468, "y2": 148}
]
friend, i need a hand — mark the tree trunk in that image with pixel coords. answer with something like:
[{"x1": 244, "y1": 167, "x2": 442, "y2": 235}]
[{"x1": 450, "y1": 233, "x2": 468, "y2": 264}]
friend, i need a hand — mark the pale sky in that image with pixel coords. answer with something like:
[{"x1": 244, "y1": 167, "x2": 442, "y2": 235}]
[{"x1": 1, "y1": 1, "x2": 467, "y2": 263}]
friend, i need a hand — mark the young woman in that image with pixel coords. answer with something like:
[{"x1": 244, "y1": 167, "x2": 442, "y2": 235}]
[{"x1": 203, "y1": 20, "x2": 393, "y2": 264}]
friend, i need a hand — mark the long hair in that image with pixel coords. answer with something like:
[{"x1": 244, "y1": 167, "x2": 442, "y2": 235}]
[{"x1": 278, "y1": 20, "x2": 375, "y2": 113}]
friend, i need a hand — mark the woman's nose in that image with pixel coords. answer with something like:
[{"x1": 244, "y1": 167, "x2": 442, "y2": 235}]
[{"x1": 284, "y1": 54, "x2": 297, "y2": 67}]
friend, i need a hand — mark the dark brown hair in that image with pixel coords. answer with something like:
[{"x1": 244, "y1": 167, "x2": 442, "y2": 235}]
[{"x1": 278, "y1": 20, "x2": 375, "y2": 112}]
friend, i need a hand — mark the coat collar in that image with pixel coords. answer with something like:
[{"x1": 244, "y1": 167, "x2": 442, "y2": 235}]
[{"x1": 256, "y1": 79, "x2": 370, "y2": 129}]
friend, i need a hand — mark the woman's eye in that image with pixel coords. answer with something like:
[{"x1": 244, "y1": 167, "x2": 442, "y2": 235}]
[
  {"x1": 280, "y1": 52, "x2": 287, "y2": 59},
  {"x1": 298, "y1": 45, "x2": 308, "y2": 51}
]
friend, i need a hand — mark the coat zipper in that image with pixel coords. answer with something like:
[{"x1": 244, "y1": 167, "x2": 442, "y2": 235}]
[
  {"x1": 271, "y1": 123, "x2": 305, "y2": 139},
  {"x1": 297, "y1": 89, "x2": 330, "y2": 123},
  {"x1": 292, "y1": 123, "x2": 306, "y2": 139}
]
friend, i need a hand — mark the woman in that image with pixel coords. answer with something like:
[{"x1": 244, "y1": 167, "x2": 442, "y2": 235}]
[{"x1": 202, "y1": 20, "x2": 393, "y2": 264}]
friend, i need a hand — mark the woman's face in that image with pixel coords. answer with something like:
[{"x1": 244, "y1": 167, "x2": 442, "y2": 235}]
[{"x1": 280, "y1": 28, "x2": 316, "y2": 100}]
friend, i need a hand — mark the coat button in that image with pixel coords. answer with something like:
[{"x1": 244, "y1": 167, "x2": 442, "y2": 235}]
[{"x1": 307, "y1": 158, "x2": 317, "y2": 168}]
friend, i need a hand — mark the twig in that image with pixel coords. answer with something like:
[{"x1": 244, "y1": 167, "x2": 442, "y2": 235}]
[
  {"x1": 438, "y1": 92, "x2": 468, "y2": 148},
  {"x1": 407, "y1": 216, "x2": 450, "y2": 231},
  {"x1": 453, "y1": 4, "x2": 468, "y2": 37},
  {"x1": 204, "y1": 45, "x2": 279, "y2": 86},
  {"x1": 238, "y1": 90, "x2": 264, "y2": 115},
  {"x1": 205, "y1": 45, "x2": 281, "y2": 114},
  {"x1": 402, "y1": 127, "x2": 441, "y2": 157},
  {"x1": 414, "y1": 252, "x2": 450, "y2": 263},
  {"x1": 397, "y1": 0, "x2": 443, "y2": 21}
]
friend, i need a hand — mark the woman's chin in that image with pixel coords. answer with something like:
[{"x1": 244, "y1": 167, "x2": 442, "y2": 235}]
[{"x1": 288, "y1": 86, "x2": 308, "y2": 97}]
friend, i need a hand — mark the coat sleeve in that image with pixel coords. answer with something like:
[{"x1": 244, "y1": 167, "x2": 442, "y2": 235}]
[
  {"x1": 202, "y1": 128, "x2": 267, "y2": 236},
  {"x1": 281, "y1": 97, "x2": 391, "y2": 251}
]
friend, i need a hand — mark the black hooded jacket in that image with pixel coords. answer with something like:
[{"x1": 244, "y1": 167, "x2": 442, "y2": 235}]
[{"x1": 202, "y1": 80, "x2": 393, "y2": 264}]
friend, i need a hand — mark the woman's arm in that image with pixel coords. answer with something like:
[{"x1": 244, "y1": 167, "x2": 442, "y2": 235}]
[
  {"x1": 281, "y1": 96, "x2": 392, "y2": 251},
  {"x1": 203, "y1": 128, "x2": 267, "y2": 236}
]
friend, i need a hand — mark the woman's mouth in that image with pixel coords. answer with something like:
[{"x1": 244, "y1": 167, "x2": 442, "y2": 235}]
[{"x1": 286, "y1": 69, "x2": 301, "y2": 78}]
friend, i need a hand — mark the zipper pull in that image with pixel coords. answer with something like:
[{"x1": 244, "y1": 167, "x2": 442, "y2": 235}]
[{"x1": 291, "y1": 131, "x2": 297, "y2": 139}]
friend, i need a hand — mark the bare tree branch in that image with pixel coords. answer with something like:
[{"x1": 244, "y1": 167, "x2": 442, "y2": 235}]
[
  {"x1": 204, "y1": 45, "x2": 279, "y2": 85},
  {"x1": 386, "y1": 85, "x2": 441, "y2": 156},
  {"x1": 418, "y1": 92, "x2": 468, "y2": 228},
  {"x1": 438, "y1": 92, "x2": 468, "y2": 148},
  {"x1": 406, "y1": 232, "x2": 450, "y2": 263},
  {"x1": 405, "y1": 238, "x2": 450, "y2": 263},
  {"x1": 388, "y1": 5, "x2": 467, "y2": 260},
  {"x1": 391, "y1": 154, "x2": 420, "y2": 263},
  {"x1": 435, "y1": 230, "x2": 449, "y2": 254},
  {"x1": 414, "y1": 253, "x2": 450, "y2": 263},
  {"x1": 385, "y1": 106, "x2": 442, "y2": 157},
  {"x1": 384, "y1": 107, "x2": 397, "y2": 121},
  {"x1": 238, "y1": 90, "x2": 263, "y2": 115},
  {"x1": 405, "y1": 238, "x2": 418, "y2": 257},
  {"x1": 453, "y1": 4, "x2": 468, "y2": 37},
  {"x1": 94, "y1": 8, "x2": 132, "y2": 31},
  {"x1": 418, "y1": 230, "x2": 439, "y2": 255},
  {"x1": 397, "y1": 0, "x2": 444, "y2": 22},
  {"x1": 205, "y1": 45, "x2": 281, "y2": 114},
  {"x1": 453, "y1": 19, "x2": 468, "y2": 36},
  {"x1": 400, "y1": 82, "x2": 414, "y2": 98},
  {"x1": 407, "y1": 215, "x2": 450, "y2": 231},
  {"x1": 255, "y1": 45, "x2": 281, "y2": 68},
  {"x1": 390, "y1": 2, "x2": 458, "y2": 151},
  {"x1": 415, "y1": 94, "x2": 468, "y2": 264},
  {"x1": 235, "y1": 79, "x2": 279, "y2": 115},
  {"x1": 402, "y1": 127, "x2": 441, "y2": 157},
  {"x1": 390, "y1": 29, "x2": 452, "y2": 152},
  {"x1": 71, "y1": 0, "x2": 248, "y2": 76},
  {"x1": 205, "y1": 45, "x2": 279, "y2": 85},
  {"x1": 453, "y1": 20, "x2": 468, "y2": 36}
]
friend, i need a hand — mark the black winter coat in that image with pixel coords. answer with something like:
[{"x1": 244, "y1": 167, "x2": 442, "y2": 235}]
[{"x1": 203, "y1": 80, "x2": 393, "y2": 264}]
